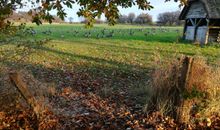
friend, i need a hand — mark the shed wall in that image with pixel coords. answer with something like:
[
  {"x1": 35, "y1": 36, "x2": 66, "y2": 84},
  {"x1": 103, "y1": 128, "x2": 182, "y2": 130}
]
[
  {"x1": 185, "y1": 26, "x2": 196, "y2": 40},
  {"x1": 196, "y1": 26, "x2": 208, "y2": 44}
]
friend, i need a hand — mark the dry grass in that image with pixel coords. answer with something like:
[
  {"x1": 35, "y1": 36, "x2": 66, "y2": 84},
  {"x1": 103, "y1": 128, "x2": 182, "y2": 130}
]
[
  {"x1": 147, "y1": 56, "x2": 220, "y2": 123},
  {"x1": 147, "y1": 58, "x2": 182, "y2": 115},
  {"x1": 186, "y1": 57, "x2": 220, "y2": 118},
  {"x1": 201, "y1": 67, "x2": 220, "y2": 117},
  {"x1": 130, "y1": 83, "x2": 152, "y2": 104}
]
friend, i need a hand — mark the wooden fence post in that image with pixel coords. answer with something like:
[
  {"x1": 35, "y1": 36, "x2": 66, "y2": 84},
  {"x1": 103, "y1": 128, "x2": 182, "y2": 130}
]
[{"x1": 176, "y1": 56, "x2": 194, "y2": 123}]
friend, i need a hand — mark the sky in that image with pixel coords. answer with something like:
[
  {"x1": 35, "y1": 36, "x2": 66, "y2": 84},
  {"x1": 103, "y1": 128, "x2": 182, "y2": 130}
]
[
  {"x1": 17, "y1": 0, "x2": 181, "y2": 22},
  {"x1": 64, "y1": 0, "x2": 181, "y2": 22}
]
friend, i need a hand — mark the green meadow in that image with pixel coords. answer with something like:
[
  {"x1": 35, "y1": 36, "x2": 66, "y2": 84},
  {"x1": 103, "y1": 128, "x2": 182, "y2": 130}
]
[{"x1": 0, "y1": 24, "x2": 220, "y2": 103}]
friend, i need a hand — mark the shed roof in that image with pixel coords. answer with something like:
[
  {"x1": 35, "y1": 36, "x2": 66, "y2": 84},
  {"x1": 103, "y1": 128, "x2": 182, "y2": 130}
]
[{"x1": 179, "y1": 0, "x2": 220, "y2": 20}]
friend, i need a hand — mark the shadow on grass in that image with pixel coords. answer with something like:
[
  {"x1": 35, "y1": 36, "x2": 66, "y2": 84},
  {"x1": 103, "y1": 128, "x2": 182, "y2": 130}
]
[
  {"x1": 60, "y1": 39, "x2": 155, "y2": 53},
  {"x1": 64, "y1": 40, "x2": 213, "y2": 58},
  {"x1": 32, "y1": 45, "x2": 149, "y2": 70},
  {"x1": 2, "y1": 42, "x2": 151, "y2": 89},
  {"x1": 2, "y1": 57, "x2": 151, "y2": 106},
  {"x1": 0, "y1": 59, "x2": 153, "y2": 129}
]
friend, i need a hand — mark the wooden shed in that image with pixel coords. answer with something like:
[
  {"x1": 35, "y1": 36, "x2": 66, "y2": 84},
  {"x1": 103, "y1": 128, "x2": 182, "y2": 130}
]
[{"x1": 179, "y1": 0, "x2": 220, "y2": 44}]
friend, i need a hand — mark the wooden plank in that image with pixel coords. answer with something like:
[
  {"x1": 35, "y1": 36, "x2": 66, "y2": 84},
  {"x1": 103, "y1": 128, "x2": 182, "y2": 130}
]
[
  {"x1": 189, "y1": 18, "x2": 196, "y2": 26},
  {"x1": 185, "y1": 26, "x2": 196, "y2": 40},
  {"x1": 196, "y1": 18, "x2": 203, "y2": 26},
  {"x1": 183, "y1": 21, "x2": 187, "y2": 39},
  {"x1": 196, "y1": 26, "x2": 209, "y2": 44},
  {"x1": 184, "y1": 57, "x2": 194, "y2": 89},
  {"x1": 9, "y1": 72, "x2": 49, "y2": 117},
  {"x1": 209, "y1": 26, "x2": 220, "y2": 29}
]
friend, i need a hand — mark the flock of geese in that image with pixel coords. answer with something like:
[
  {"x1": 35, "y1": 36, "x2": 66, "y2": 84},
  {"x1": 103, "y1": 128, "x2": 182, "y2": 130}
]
[{"x1": 29, "y1": 27, "x2": 181, "y2": 39}]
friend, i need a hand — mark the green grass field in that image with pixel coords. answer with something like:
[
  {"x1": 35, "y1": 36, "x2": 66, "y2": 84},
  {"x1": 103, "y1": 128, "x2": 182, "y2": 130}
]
[{"x1": 1, "y1": 24, "x2": 220, "y2": 103}]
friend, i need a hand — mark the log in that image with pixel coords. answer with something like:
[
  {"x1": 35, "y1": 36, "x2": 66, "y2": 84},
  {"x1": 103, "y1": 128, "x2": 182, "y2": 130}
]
[{"x1": 9, "y1": 72, "x2": 49, "y2": 117}]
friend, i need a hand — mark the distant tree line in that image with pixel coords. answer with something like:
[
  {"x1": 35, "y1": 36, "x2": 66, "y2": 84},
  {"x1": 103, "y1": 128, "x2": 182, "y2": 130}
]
[
  {"x1": 12, "y1": 10, "x2": 183, "y2": 26},
  {"x1": 80, "y1": 19, "x2": 105, "y2": 24},
  {"x1": 118, "y1": 13, "x2": 153, "y2": 25},
  {"x1": 116, "y1": 10, "x2": 183, "y2": 26},
  {"x1": 7, "y1": 11, "x2": 64, "y2": 23},
  {"x1": 157, "y1": 11, "x2": 183, "y2": 26}
]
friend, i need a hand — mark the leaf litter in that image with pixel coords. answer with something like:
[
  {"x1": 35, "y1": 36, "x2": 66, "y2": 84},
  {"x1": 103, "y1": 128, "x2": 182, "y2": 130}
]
[{"x1": 0, "y1": 67, "x2": 219, "y2": 129}]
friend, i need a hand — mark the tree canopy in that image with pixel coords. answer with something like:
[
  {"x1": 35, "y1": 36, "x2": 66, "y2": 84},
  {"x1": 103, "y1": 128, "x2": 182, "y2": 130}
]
[
  {"x1": 0, "y1": 0, "x2": 187, "y2": 28},
  {"x1": 157, "y1": 11, "x2": 182, "y2": 26},
  {"x1": 135, "y1": 13, "x2": 152, "y2": 25}
]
